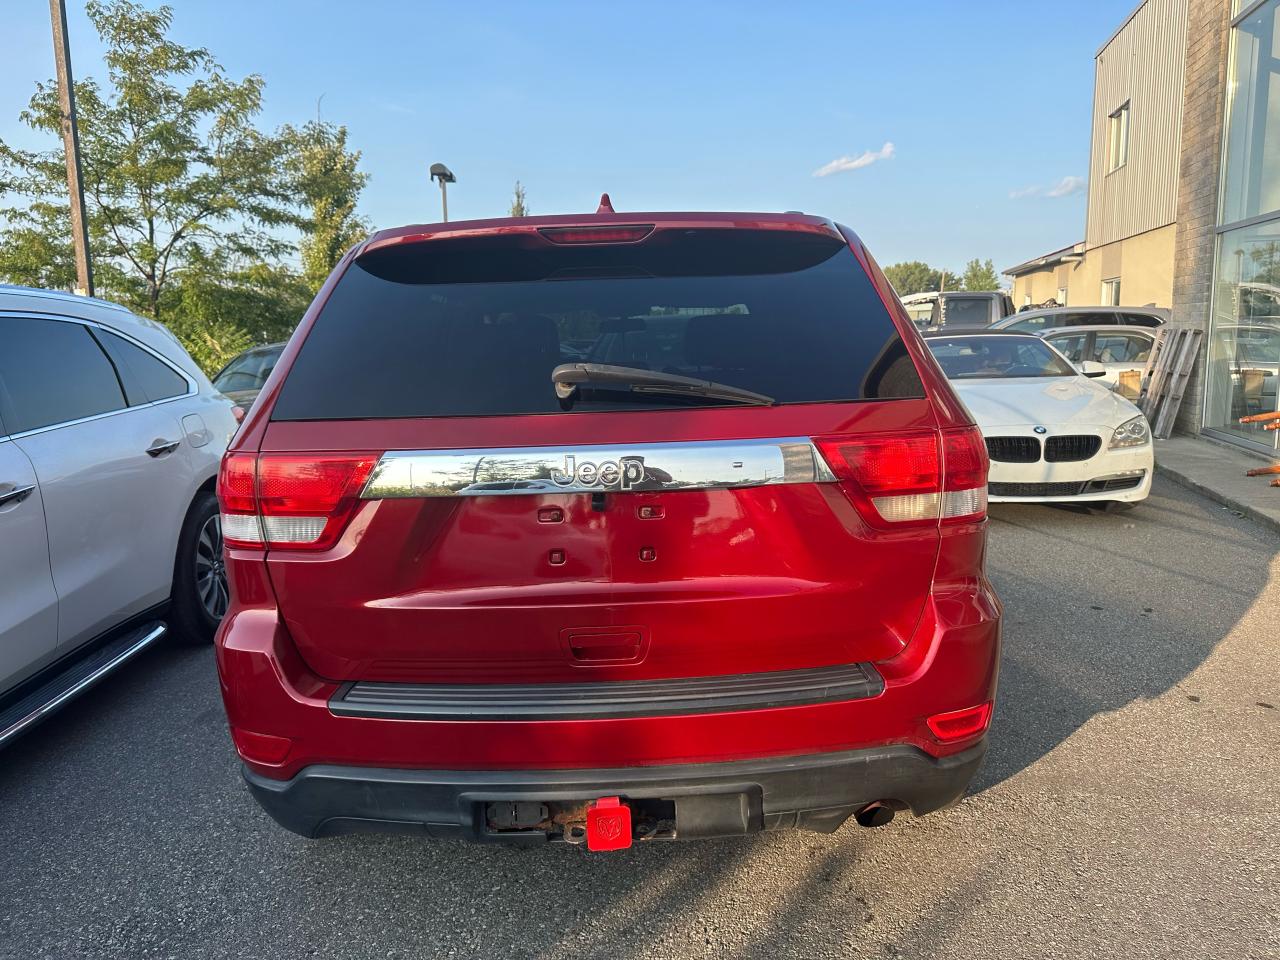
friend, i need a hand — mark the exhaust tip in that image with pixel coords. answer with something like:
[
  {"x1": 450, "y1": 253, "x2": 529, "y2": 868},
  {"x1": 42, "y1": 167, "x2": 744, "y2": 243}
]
[{"x1": 854, "y1": 802, "x2": 896, "y2": 828}]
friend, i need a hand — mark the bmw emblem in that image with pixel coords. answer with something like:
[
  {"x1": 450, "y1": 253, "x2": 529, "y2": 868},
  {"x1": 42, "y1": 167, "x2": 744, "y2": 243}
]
[{"x1": 1033, "y1": 426, "x2": 1048, "y2": 435}]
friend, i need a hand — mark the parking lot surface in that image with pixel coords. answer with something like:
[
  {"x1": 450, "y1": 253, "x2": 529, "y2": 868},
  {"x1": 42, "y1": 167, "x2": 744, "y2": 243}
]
[{"x1": 1, "y1": 477, "x2": 1277, "y2": 960}]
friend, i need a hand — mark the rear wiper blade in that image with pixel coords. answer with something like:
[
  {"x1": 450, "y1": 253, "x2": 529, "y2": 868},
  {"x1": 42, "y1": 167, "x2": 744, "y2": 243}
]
[{"x1": 551, "y1": 363, "x2": 775, "y2": 407}]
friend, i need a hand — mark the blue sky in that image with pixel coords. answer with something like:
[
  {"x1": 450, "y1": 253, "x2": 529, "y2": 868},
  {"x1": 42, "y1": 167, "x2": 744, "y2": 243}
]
[{"x1": 1, "y1": 1, "x2": 1134, "y2": 276}]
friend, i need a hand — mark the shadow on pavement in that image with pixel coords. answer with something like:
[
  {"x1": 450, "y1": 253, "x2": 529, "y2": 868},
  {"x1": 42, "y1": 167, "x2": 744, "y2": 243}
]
[{"x1": 974, "y1": 479, "x2": 1278, "y2": 792}]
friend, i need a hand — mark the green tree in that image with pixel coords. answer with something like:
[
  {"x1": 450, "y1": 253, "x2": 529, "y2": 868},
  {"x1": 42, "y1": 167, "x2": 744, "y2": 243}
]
[
  {"x1": 0, "y1": 1, "x2": 372, "y2": 373},
  {"x1": 884, "y1": 261, "x2": 950, "y2": 296},
  {"x1": 961, "y1": 257, "x2": 1001, "y2": 291},
  {"x1": 509, "y1": 180, "x2": 529, "y2": 217},
  {"x1": 164, "y1": 249, "x2": 312, "y2": 371},
  {"x1": 0, "y1": 1, "x2": 299, "y2": 319},
  {"x1": 284, "y1": 120, "x2": 369, "y2": 291}
]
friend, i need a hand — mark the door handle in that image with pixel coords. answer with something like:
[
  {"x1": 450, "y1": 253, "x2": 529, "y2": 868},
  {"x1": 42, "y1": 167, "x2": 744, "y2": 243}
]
[
  {"x1": 146, "y1": 439, "x2": 181, "y2": 458},
  {"x1": 0, "y1": 483, "x2": 35, "y2": 508}
]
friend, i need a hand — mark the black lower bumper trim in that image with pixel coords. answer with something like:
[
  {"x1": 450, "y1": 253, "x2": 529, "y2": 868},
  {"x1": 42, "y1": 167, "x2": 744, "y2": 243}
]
[{"x1": 243, "y1": 740, "x2": 987, "y2": 842}]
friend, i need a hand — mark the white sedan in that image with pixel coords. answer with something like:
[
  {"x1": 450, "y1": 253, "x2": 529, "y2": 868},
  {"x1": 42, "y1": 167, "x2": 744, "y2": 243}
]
[{"x1": 924, "y1": 331, "x2": 1153, "y2": 510}]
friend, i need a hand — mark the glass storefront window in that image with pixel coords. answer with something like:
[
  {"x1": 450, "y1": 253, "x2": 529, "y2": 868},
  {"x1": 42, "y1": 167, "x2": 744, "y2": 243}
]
[
  {"x1": 1204, "y1": 220, "x2": 1280, "y2": 450},
  {"x1": 1221, "y1": 0, "x2": 1280, "y2": 225}
]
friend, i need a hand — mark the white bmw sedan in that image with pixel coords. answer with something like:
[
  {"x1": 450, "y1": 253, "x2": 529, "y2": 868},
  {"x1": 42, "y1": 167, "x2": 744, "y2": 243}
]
[{"x1": 924, "y1": 331, "x2": 1153, "y2": 510}]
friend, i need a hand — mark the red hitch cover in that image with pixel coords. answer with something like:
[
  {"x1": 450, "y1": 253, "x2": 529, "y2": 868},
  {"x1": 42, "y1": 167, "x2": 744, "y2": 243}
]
[{"x1": 585, "y1": 797, "x2": 632, "y2": 851}]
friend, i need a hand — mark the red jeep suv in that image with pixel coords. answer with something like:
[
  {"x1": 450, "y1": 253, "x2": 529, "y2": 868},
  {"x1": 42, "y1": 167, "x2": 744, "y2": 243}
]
[{"x1": 215, "y1": 207, "x2": 1000, "y2": 849}]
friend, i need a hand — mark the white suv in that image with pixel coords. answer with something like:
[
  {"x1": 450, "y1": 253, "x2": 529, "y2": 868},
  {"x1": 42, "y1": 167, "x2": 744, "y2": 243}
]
[{"x1": 0, "y1": 285, "x2": 238, "y2": 746}]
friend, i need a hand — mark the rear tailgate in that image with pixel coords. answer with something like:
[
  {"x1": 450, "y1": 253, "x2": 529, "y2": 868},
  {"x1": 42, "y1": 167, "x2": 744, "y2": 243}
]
[{"x1": 239, "y1": 223, "x2": 951, "y2": 684}]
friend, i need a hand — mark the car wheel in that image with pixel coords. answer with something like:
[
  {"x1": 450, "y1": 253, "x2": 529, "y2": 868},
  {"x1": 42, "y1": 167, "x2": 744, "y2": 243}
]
[
  {"x1": 170, "y1": 491, "x2": 227, "y2": 644},
  {"x1": 1102, "y1": 500, "x2": 1136, "y2": 514}
]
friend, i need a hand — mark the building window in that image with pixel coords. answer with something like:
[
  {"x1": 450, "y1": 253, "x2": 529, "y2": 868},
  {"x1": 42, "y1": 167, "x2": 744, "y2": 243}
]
[
  {"x1": 1101, "y1": 278, "x2": 1121, "y2": 305},
  {"x1": 1206, "y1": 0, "x2": 1280, "y2": 452},
  {"x1": 1204, "y1": 221, "x2": 1280, "y2": 451},
  {"x1": 1023, "y1": 293, "x2": 1032, "y2": 306},
  {"x1": 1221, "y1": 0, "x2": 1280, "y2": 225},
  {"x1": 1056, "y1": 286, "x2": 1068, "y2": 306},
  {"x1": 1107, "y1": 102, "x2": 1130, "y2": 173}
]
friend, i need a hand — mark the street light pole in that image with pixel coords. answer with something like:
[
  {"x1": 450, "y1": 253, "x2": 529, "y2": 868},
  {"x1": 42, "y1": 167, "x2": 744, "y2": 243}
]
[
  {"x1": 49, "y1": 0, "x2": 93, "y2": 297},
  {"x1": 429, "y1": 163, "x2": 456, "y2": 223}
]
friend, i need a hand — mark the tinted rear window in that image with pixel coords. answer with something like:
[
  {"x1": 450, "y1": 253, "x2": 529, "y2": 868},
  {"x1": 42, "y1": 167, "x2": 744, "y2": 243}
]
[
  {"x1": 272, "y1": 229, "x2": 924, "y2": 420},
  {"x1": 95, "y1": 329, "x2": 189, "y2": 404},
  {"x1": 0, "y1": 316, "x2": 126, "y2": 433},
  {"x1": 941, "y1": 297, "x2": 991, "y2": 328}
]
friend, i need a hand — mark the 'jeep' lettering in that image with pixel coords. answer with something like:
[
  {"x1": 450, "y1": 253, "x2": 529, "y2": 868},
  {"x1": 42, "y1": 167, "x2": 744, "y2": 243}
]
[{"x1": 551, "y1": 455, "x2": 646, "y2": 490}]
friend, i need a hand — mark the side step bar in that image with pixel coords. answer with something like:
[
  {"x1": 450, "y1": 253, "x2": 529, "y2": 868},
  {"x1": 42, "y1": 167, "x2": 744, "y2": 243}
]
[{"x1": 0, "y1": 621, "x2": 166, "y2": 748}]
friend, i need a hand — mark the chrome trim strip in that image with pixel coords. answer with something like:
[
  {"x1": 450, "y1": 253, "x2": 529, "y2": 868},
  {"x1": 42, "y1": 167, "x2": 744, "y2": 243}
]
[
  {"x1": 0, "y1": 623, "x2": 166, "y2": 747},
  {"x1": 362, "y1": 438, "x2": 837, "y2": 498}
]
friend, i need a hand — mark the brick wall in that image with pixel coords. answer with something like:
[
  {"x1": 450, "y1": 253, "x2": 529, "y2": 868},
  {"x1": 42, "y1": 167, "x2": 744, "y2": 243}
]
[{"x1": 1169, "y1": 0, "x2": 1231, "y2": 435}]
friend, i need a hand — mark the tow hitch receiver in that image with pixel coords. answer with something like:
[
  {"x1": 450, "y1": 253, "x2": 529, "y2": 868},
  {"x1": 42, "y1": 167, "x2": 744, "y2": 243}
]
[{"x1": 586, "y1": 796, "x2": 632, "y2": 851}]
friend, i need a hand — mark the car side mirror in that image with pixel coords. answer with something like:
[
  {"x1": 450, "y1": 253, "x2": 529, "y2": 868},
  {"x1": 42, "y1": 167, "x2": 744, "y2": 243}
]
[{"x1": 1077, "y1": 360, "x2": 1108, "y2": 378}]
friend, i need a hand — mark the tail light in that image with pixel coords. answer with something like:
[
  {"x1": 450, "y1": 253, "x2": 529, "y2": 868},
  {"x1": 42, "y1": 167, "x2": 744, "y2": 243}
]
[
  {"x1": 940, "y1": 426, "x2": 989, "y2": 523},
  {"x1": 217, "y1": 452, "x2": 377, "y2": 550},
  {"x1": 815, "y1": 426, "x2": 988, "y2": 526}
]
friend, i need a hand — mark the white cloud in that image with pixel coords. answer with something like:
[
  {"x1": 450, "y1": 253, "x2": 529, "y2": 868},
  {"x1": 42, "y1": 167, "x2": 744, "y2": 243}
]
[
  {"x1": 812, "y1": 142, "x2": 895, "y2": 178},
  {"x1": 1046, "y1": 175, "x2": 1086, "y2": 197},
  {"x1": 1010, "y1": 176, "x2": 1086, "y2": 200}
]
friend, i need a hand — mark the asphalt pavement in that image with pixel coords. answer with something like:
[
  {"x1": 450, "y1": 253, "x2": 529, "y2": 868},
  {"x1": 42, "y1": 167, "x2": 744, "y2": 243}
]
[{"x1": 1, "y1": 476, "x2": 1277, "y2": 960}]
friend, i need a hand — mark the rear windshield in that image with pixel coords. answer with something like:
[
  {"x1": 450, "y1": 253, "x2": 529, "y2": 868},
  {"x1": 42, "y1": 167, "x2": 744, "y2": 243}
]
[
  {"x1": 928, "y1": 335, "x2": 1077, "y2": 379},
  {"x1": 941, "y1": 297, "x2": 991, "y2": 329},
  {"x1": 272, "y1": 228, "x2": 924, "y2": 420}
]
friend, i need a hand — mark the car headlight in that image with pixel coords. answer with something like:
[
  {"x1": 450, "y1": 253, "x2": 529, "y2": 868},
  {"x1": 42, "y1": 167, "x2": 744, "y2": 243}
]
[{"x1": 1109, "y1": 414, "x2": 1150, "y2": 449}]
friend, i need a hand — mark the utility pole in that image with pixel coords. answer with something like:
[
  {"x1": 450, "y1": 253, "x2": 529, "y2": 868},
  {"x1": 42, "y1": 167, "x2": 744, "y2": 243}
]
[{"x1": 49, "y1": 0, "x2": 93, "y2": 296}]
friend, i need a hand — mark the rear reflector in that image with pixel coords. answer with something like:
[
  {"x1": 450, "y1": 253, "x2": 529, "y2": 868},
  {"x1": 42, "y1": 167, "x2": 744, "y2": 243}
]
[
  {"x1": 538, "y1": 224, "x2": 654, "y2": 245},
  {"x1": 230, "y1": 727, "x2": 292, "y2": 764},
  {"x1": 815, "y1": 427, "x2": 988, "y2": 526},
  {"x1": 218, "y1": 452, "x2": 377, "y2": 550},
  {"x1": 926, "y1": 702, "x2": 993, "y2": 742}
]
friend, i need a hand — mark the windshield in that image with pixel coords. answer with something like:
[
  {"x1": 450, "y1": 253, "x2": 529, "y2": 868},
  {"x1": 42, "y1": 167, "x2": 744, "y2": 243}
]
[
  {"x1": 213, "y1": 346, "x2": 281, "y2": 393},
  {"x1": 928, "y1": 335, "x2": 1078, "y2": 379},
  {"x1": 904, "y1": 303, "x2": 935, "y2": 329},
  {"x1": 271, "y1": 230, "x2": 925, "y2": 420}
]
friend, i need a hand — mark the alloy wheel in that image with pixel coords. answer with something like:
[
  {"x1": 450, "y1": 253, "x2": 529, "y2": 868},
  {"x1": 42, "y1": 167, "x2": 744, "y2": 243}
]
[{"x1": 195, "y1": 514, "x2": 229, "y2": 621}]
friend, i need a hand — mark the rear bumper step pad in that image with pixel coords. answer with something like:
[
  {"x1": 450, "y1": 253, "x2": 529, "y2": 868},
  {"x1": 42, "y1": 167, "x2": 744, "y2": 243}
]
[{"x1": 329, "y1": 662, "x2": 885, "y2": 721}]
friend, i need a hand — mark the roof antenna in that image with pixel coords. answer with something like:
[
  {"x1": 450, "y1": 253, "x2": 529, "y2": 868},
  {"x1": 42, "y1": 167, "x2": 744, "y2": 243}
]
[{"x1": 596, "y1": 193, "x2": 615, "y2": 214}]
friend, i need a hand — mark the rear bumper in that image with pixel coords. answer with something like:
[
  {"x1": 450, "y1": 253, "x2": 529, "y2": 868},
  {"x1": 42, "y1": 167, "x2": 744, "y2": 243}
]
[
  {"x1": 243, "y1": 740, "x2": 988, "y2": 841},
  {"x1": 216, "y1": 555, "x2": 1001, "y2": 839}
]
